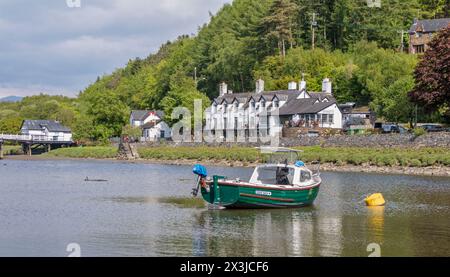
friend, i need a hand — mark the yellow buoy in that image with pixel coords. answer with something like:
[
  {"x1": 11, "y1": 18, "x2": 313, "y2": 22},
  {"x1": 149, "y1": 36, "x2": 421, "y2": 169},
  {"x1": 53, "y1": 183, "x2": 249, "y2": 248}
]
[{"x1": 365, "y1": 193, "x2": 386, "y2": 206}]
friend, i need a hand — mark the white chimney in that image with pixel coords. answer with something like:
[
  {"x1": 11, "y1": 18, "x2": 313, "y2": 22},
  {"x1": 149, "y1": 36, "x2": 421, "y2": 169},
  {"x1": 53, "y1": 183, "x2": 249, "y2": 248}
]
[
  {"x1": 322, "y1": 78, "x2": 332, "y2": 94},
  {"x1": 219, "y1": 82, "x2": 228, "y2": 96},
  {"x1": 256, "y1": 79, "x2": 265, "y2": 93},
  {"x1": 299, "y1": 79, "x2": 306, "y2": 91},
  {"x1": 288, "y1": 81, "x2": 297, "y2": 90}
]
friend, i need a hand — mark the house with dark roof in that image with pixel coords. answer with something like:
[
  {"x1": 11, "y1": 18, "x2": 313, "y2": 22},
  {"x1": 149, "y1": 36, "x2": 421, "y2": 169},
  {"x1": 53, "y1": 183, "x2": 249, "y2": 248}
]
[
  {"x1": 205, "y1": 78, "x2": 343, "y2": 138},
  {"x1": 20, "y1": 120, "x2": 72, "y2": 142},
  {"x1": 129, "y1": 110, "x2": 171, "y2": 141},
  {"x1": 409, "y1": 18, "x2": 450, "y2": 54}
]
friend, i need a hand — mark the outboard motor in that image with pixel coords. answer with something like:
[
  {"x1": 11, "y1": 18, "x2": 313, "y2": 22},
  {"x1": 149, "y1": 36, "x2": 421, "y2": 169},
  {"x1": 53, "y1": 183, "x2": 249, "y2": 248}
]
[{"x1": 192, "y1": 164, "x2": 208, "y2": 196}]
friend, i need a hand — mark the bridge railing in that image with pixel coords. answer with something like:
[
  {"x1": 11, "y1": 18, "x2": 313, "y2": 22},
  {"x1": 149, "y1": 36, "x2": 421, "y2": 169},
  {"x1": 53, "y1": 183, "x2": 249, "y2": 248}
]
[
  {"x1": 0, "y1": 134, "x2": 31, "y2": 141},
  {"x1": 0, "y1": 134, "x2": 72, "y2": 143}
]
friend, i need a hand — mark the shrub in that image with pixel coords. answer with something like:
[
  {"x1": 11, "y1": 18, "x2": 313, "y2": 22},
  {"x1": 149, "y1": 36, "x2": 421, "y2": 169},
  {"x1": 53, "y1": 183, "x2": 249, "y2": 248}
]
[
  {"x1": 409, "y1": 159, "x2": 423, "y2": 167},
  {"x1": 413, "y1": 127, "x2": 426, "y2": 137}
]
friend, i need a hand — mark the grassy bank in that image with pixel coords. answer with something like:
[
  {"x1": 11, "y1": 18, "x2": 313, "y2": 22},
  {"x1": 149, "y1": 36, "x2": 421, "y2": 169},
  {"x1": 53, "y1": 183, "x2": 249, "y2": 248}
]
[
  {"x1": 2, "y1": 145, "x2": 22, "y2": 155},
  {"x1": 45, "y1": 146, "x2": 118, "y2": 159},
  {"x1": 138, "y1": 146, "x2": 450, "y2": 168},
  {"x1": 38, "y1": 145, "x2": 450, "y2": 168}
]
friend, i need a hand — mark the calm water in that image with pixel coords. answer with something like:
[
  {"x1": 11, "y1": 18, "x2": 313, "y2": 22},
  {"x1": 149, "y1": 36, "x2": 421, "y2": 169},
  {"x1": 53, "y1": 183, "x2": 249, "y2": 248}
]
[{"x1": 0, "y1": 159, "x2": 449, "y2": 257}]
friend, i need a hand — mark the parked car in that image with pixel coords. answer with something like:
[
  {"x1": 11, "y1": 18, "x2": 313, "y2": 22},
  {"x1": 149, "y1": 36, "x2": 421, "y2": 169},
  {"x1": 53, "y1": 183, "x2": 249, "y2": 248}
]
[
  {"x1": 421, "y1": 124, "x2": 445, "y2": 133},
  {"x1": 381, "y1": 124, "x2": 400, "y2": 133},
  {"x1": 374, "y1": 123, "x2": 410, "y2": 134}
]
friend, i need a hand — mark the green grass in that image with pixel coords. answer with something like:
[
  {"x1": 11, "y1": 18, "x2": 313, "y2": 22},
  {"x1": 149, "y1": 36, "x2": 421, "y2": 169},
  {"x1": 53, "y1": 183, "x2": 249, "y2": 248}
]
[
  {"x1": 138, "y1": 146, "x2": 450, "y2": 168},
  {"x1": 45, "y1": 146, "x2": 118, "y2": 159},
  {"x1": 138, "y1": 146, "x2": 260, "y2": 163},
  {"x1": 38, "y1": 145, "x2": 450, "y2": 168},
  {"x1": 158, "y1": 197, "x2": 206, "y2": 209},
  {"x1": 2, "y1": 145, "x2": 23, "y2": 155}
]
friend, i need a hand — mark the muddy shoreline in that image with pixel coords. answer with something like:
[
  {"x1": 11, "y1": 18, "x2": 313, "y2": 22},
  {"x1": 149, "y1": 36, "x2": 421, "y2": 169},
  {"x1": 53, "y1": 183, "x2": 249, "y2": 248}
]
[{"x1": 3, "y1": 154, "x2": 450, "y2": 177}]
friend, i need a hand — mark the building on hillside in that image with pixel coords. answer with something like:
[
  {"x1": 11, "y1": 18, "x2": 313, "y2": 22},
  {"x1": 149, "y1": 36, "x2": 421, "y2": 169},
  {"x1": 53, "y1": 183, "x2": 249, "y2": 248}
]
[
  {"x1": 129, "y1": 110, "x2": 171, "y2": 141},
  {"x1": 130, "y1": 110, "x2": 165, "y2": 127},
  {"x1": 339, "y1": 103, "x2": 376, "y2": 133},
  {"x1": 20, "y1": 120, "x2": 72, "y2": 142},
  {"x1": 409, "y1": 18, "x2": 450, "y2": 54},
  {"x1": 205, "y1": 78, "x2": 343, "y2": 139}
]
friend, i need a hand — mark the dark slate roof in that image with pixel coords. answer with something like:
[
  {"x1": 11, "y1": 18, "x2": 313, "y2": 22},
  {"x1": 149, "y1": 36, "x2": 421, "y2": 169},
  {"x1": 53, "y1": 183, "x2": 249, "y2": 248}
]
[
  {"x1": 409, "y1": 18, "x2": 450, "y2": 33},
  {"x1": 21, "y1": 120, "x2": 71, "y2": 133},
  {"x1": 130, "y1": 110, "x2": 164, "y2": 121},
  {"x1": 214, "y1": 89, "x2": 337, "y2": 116},
  {"x1": 279, "y1": 95, "x2": 336, "y2": 116},
  {"x1": 215, "y1": 90, "x2": 304, "y2": 104}
]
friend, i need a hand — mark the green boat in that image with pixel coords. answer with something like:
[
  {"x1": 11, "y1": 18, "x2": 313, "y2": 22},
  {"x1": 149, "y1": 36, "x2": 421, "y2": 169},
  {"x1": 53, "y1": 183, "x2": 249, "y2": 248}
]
[{"x1": 192, "y1": 148, "x2": 321, "y2": 209}]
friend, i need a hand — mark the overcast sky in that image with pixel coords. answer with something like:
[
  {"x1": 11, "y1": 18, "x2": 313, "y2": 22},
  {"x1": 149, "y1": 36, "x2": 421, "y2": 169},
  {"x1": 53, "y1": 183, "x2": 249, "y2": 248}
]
[{"x1": 0, "y1": 0, "x2": 231, "y2": 98}]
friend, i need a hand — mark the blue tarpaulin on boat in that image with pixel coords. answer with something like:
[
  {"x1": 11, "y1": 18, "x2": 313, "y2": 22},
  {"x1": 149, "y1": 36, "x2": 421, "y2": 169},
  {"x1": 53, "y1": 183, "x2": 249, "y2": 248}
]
[{"x1": 193, "y1": 164, "x2": 208, "y2": 177}]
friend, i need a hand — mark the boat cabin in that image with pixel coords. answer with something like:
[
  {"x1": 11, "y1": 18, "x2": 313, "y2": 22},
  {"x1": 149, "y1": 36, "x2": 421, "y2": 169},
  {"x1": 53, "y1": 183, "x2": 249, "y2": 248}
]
[{"x1": 249, "y1": 164, "x2": 315, "y2": 187}]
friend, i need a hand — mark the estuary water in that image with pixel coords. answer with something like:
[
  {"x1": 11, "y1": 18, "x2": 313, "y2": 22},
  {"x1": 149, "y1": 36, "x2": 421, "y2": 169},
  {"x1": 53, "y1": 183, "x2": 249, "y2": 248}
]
[{"x1": 0, "y1": 159, "x2": 449, "y2": 257}]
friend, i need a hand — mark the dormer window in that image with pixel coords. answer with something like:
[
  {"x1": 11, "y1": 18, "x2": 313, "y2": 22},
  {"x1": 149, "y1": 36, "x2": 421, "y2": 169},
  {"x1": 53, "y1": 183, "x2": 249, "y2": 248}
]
[
  {"x1": 261, "y1": 100, "x2": 266, "y2": 108},
  {"x1": 274, "y1": 100, "x2": 279, "y2": 108},
  {"x1": 251, "y1": 101, "x2": 256, "y2": 108},
  {"x1": 234, "y1": 101, "x2": 239, "y2": 108},
  {"x1": 223, "y1": 103, "x2": 228, "y2": 111}
]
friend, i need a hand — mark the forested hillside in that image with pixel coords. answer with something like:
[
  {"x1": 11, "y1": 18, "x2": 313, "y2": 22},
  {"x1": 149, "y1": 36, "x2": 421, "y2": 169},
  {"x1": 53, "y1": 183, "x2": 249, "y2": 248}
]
[{"x1": 0, "y1": 0, "x2": 448, "y2": 141}]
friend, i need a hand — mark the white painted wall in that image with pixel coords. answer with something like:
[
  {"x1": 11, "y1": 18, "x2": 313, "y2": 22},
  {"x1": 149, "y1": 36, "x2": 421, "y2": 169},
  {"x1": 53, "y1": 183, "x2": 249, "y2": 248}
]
[
  {"x1": 143, "y1": 121, "x2": 172, "y2": 140},
  {"x1": 20, "y1": 129, "x2": 72, "y2": 141},
  {"x1": 318, "y1": 104, "x2": 342, "y2": 129}
]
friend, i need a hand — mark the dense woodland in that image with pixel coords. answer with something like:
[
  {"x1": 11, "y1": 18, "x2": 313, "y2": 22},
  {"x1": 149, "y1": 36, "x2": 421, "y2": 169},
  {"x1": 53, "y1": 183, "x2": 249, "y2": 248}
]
[{"x1": 0, "y1": 0, "x2": 449, "y2": 142}]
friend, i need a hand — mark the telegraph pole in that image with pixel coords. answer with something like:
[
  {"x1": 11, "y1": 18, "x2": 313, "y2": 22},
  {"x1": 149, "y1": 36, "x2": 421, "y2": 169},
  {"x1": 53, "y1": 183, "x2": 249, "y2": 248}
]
[
  {"x1": 194, "y1": 67, "x2": 197, "y2": 83},
  {"x1": 397, "y1": 30, "x2": 408, "y2": 53},
  {"x1": 311, "y1": 13, "x2": 318, "y2": 50}
]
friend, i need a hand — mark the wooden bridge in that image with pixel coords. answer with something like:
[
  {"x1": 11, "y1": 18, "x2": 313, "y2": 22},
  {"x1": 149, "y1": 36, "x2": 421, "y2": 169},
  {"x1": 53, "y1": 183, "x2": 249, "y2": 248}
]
[{"x1": 0, "y1": 134, "x2": 74, "y2": 158}]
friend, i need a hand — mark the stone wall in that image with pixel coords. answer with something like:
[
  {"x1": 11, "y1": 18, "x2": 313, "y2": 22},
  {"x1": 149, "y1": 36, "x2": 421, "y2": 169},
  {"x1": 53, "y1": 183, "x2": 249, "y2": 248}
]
[
  {"x1": 278, "y1": 133, "x2": 450, "y2": 148},
  {"x1": 134, "y1": 133, "x2": 450, "y2": 149}
]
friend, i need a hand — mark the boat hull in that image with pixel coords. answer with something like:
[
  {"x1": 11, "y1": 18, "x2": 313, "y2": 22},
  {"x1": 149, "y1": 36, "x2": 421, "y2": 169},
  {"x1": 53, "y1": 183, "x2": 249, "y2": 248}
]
[{"x1": 201, "y1": 179, "x2": 320, "y2": 209}]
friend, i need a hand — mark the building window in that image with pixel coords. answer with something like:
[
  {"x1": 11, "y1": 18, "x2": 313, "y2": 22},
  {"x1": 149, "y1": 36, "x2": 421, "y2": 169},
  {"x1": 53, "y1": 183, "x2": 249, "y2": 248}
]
[
  {"x1": 251, "y1": 101, "x2": 255, "y2": 108},
  {"x1": 414, "y1": 44, "x2": 425, "y2": 53},
  {"x1": 261, "y1": 100, "x2": 266, "y2": 108},
  {"x1": 224, "y1": 103, "x2": 228, "y2": 111},
  {"x1": 274, "y1": 100, "x2": 279, "y2": 108},
  {"x1": 328, "y1": 114, "x2": 334, "y2": 124},
  {"x1": 234, "y1": 102, "x2": 239, "y2": 108},
  {"x1": 322, "y1": 114, "x2": 328, "y2": 124}
]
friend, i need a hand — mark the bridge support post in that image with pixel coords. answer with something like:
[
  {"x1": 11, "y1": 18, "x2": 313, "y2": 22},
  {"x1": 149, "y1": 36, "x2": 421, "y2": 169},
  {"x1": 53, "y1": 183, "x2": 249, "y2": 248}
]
[
  {"x1": 23, "y1": 143, "x2": 32, "y2": 156},
  {"x1": 0, "y1": 141, "x2": 3, "y2": 160},
  {"x1": 47, "y1": 144, "x2": 51, "y2": 152}
]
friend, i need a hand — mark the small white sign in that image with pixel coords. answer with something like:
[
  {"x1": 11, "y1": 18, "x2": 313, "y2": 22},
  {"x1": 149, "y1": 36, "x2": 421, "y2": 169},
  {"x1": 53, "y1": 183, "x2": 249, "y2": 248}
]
[{"x1": 256, "y1": 191, "x2": 272, "y2": 196}]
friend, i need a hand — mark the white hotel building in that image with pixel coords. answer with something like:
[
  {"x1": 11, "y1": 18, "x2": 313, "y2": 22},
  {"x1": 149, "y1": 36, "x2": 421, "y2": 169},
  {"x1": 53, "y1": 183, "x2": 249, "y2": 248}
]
[{"x1": 205, "y1": 78, "x2": 343, "y2": 139}]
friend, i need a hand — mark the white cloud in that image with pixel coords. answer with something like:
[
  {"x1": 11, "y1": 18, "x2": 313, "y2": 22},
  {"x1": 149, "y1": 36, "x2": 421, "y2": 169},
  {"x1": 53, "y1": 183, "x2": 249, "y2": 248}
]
[{"x1": 0, "y1": 0, "x2": 231, "y2": 97}]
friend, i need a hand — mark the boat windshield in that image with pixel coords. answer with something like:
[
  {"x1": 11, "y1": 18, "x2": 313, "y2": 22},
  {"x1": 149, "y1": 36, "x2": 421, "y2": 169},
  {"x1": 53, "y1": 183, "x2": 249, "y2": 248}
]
[
  {"x1": 255, "y1": 166, "x2": 295, "y2": 185},
  {"x1": 259, "y1": 147, "x2": 302, "y2": 165}
]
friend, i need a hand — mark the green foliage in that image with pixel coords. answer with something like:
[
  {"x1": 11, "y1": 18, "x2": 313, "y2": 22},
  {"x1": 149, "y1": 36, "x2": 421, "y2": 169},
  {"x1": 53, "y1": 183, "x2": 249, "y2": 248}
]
[
  {"x1": 122, "y1": 125, "x2": 142, "y2": 139},
  {"x1": 3, "y1": 0, "x2": 447, "y2": 141},
  {"x1": 45, "y1": 147, "x2": 118, "y2": 159},
  {"x1": 0, "y1": 117, "x2": 23, "y2": 134},
  {"x1": 413, "y1": 127, "x2": 427, "y2": 137},
  {"x1": 1, "y1": 145, "x2": 23, "y2": 155},
  {"x1": 135, "y1": 146, "x2": 449, "y2": 168}
]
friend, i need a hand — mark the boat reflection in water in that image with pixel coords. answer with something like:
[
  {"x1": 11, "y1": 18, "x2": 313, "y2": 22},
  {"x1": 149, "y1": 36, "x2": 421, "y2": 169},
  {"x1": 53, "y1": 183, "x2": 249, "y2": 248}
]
[{"x1": 191, "y1": 206, "x2": 346, "y2": 257}]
